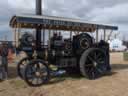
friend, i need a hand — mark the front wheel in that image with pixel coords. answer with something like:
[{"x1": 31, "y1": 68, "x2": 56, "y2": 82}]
[
  {"x1": 17, "y1": 57, "x2": 31, "y2": 79},
  {"x1": 80, "y1": 48, "x2": 109, "y2": 79},
  {"x1": 24, "y1": 60, "x2": 50, "y2": 87}
]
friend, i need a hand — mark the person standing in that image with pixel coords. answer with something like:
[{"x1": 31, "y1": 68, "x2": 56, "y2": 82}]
[{"x1": 0, "y1": 42, "x2": 9, "y2": 80}]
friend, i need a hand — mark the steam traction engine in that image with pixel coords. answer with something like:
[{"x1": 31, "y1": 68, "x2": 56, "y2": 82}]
[{"x1": 10, "y1": 15, "x2": 118, "y2": 86}]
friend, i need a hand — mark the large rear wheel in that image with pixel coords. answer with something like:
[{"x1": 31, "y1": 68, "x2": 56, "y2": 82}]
[
  {"x1": 24, "y1": 60, "x2": 50, "y2": 87},
  {"x1": 80, "y1": 48, "x2": 108, "y2": 79}
]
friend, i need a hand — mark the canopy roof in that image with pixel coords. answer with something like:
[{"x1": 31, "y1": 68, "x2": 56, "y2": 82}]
[{"x1": 10, "y1": 14, "x2": 118, "y2": 32}]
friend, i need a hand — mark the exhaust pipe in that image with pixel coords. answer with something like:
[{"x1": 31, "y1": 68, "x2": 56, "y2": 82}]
[
  {"x1": 36, "y1": 0, "x2": 42, "y2": 15},
  {"x1": 36, "y1": 0, "x2": 42, "y2": 49}
]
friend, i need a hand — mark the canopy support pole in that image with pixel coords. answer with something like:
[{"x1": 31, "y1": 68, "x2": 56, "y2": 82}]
[
  {"x1": 70, "y1": 31, "x2": 72, "y2": 40},
  {"x1": 14, "y1": 26, "x2": 16, "y2": 47},
  {"x1": 104, "y1": 28, "x2": 106, "y2": 41},
  {"x1": 96, "y1": 28, "x2": 99, "y2": 42},
  {"x1": 43, "y1": 29, "x2": 45, "y2": 47},
  {"x1": 48, "y1": 29, "x2": 51, "y2": 50}
]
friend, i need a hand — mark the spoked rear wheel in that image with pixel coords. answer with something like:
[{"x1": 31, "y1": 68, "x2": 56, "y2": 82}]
[
  {"x1": 17, "y1": 57, "x2": 31, "y2": 79},
  {"x1": 80, "y1": 48, "x2": 107, "y2": 79},
  {"x1": 24, "y1": 60, "x2": 50, "y2": 87}
]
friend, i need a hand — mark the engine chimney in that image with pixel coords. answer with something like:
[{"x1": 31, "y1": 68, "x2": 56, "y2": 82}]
[
  {"x1": 36, "y1": 0, "x2": 42, "y2": 15},
  {"x1": 36, "y1": 0, "x2": 42, "y2": 49}
]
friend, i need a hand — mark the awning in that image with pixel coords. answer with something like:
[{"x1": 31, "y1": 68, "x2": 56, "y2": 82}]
[{"x1": 10, "y1": 14, "x2": 118, "y2": 32}]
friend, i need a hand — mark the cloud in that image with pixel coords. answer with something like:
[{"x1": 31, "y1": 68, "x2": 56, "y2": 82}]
[
  {"x1": 8, "y1": 0, "x2": 35, "y2": 10},
  {"x1": 0, "y1": 0, "x2": 127, "y2": 40},
  {"x1": 88, "y1": 0, "x2": 128, "y2": 8},
  {"x1": 85, "y1": 3, "x2": 128, "y2": 36},
  {"x1": 88, "y1": 3, "x2": 128, "y2": 23}
]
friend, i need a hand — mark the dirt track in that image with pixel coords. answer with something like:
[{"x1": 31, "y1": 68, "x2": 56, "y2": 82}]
[{"x1": 0, "y1": 52, "x2": 128, "y2": 96}]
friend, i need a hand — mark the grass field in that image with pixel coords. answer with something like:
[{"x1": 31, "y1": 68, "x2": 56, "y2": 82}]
[
  {"x1": 123, "y1": 52, "x2": 128, "y2": 61},
  {"x1": 0, "y1": 52, "x2": 128, "y2": 96}
]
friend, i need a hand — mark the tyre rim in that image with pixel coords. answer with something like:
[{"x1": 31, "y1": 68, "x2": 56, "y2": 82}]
[
  {"x1": 65, "y1": 42, "x2": 72, "y2": 50},
  {"x1": 18, "y1": 58, "x2": 30, "y2": 78},
  {"x1": 84, "y1": 50, "x2": 106, "y2": 79},
  {"x1": 80, "y1": 38, "x2": 90, "y2": 49},
  {"x1": 27, "y1": 36, "x2": 33, "y2": 43},
  {"x1": 26, "y1": 62, "x2": 49, "y2": 85}
]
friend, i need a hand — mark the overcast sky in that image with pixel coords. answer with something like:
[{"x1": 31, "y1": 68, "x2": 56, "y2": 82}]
[{"x1": 0, "y1": 0, "x2": 127, "y2": 40}]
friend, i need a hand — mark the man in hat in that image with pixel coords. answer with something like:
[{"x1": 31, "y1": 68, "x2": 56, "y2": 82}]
[{"x1": 0, "y1": 42, "x2": 9, "y2": 80}]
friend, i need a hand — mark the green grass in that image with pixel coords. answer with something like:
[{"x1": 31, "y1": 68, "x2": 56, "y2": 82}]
[{"x1": 123, "y1": 52, "x2": 128, "y2": 61}]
